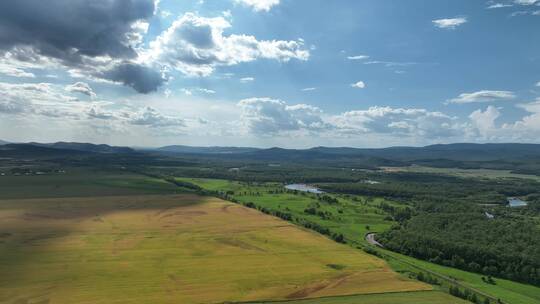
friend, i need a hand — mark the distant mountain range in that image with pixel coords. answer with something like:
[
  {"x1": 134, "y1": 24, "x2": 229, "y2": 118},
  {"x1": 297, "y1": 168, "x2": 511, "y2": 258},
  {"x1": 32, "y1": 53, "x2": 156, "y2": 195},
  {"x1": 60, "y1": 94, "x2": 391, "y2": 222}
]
[
  {"x1": 2, "y1": 141, "x2": 540, "y2": 166},
  {"x1": 150, "y1": 143, "x2": 540, "y2": 163},
  {"x1": 0, "y1": 143, "x2": 95, "y2": 158},
  {"x1": 0, "y1": 141, "x2": 134, "y2": 159},
  {"x1": 307, "y1": 143, "x2": 540, "y2": 162},
  {"x1": 156, "y1": 145, "x2": 259, "y2": 154},
  {"x1": 28, "y1": 142, "x2": 135, "y2": 154}
]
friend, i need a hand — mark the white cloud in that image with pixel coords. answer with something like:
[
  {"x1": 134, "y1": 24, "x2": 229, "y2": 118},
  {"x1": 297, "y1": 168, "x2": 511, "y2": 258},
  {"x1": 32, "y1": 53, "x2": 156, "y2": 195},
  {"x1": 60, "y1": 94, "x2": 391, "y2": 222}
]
[
  {"x1": 363, "y1": 60, "x2": 416, "y2": 67},
  {"x1": 448, "y1": 90, "x2": 515, "y2": 104},
  {"x1": 65, "y1": 82, "x2": 96, "y2": 98},
  {"x1": 433, "y1": 17, "x2": 468, "y2": 29},
  {"x1": 0, "y1": 82, "x2": 77, "y2": 114},
  {"x1": 469, "y1": 106, "x2": 501, "y2": 138},
  {"x1": 351, "y1": 81, "x2": 366, "y2": 89},
  {"x1": 240, "y1": 77, "x2": 255, "y2": 83},
  {"x1": 237, "y1": 97, "x2": 462, "y2": 140},
  {"x1": 507, "y1": 98, "x2": 540, "y2": 133},
  {"x1": 164, "y1": 88, "x2": 172, "y2": 98},
  {"x1": 235, "y1": 0, "x2": 280, "y2": 12},
  {"x1": 536, "y1": 81, "x2": 540, "y2": 87},
  {"x1": 487, "y1": 3, "x2": 513, "y2": 9},
  {"x1": 146, "y1": 12, "x2": 309, "y2": 77},
  {"x1": 128, "y1": 106, "x2": 186, "y2": 127},
  {"x1": 514, "y1": 0, "x2": 538, "y2": 5},
  {"x1": 182, "y1": 87, "x2": 216, "y2": 95},
  {"x1": 0, "y1": 64, "x2": 35, "y2": 78},
  {"x1": 347, "y1": 55, "x2": 369, "y2": 60},
  {"x1": 332, "y1": 106, "x2": 460, "y2": 139},
  {"x1": 87, "y1": 106, "x2": 116, "y2": 120},
  {"x1": 238, "y1": 97, "x2": 329, "y2": 135},
  {"x1": 302, "y1": 87, "x2": 316, "y2": 91}
]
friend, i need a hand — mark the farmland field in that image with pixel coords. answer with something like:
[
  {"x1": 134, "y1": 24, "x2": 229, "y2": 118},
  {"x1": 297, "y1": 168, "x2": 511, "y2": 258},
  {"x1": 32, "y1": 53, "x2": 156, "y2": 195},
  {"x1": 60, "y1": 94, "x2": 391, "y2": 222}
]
[
  {"x1": 0, "y1": 194, "x2": 430, "y2": 304},
  {"x1": 0, "y1": 168, "x2": 180, "y2": 200},
  {"x1": 174, "y1": 177, "x2": 540, "y2": 304},
  {"x1": 250, "y1": 290, "x2": 468, "y2": 304},
  {"x1": 381, "y1": 166, "x2": 540, "y2": 182}
]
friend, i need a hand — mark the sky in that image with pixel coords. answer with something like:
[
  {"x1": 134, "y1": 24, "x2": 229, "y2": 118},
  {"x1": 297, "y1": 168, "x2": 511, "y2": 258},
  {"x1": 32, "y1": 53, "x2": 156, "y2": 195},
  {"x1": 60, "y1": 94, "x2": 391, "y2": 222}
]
[{"x1": 0, "y1": 0, "x2": 539, "y2": 148}]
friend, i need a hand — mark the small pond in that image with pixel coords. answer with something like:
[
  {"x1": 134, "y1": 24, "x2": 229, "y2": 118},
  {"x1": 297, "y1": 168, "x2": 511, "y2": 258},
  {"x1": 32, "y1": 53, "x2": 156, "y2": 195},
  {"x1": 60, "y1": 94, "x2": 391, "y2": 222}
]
[
  {"x1": 284, "y1": 184, "x2": 324, "y2": 194},
  {"x1": 507, "y1": 197, "x2": 528, "y2": 207}
]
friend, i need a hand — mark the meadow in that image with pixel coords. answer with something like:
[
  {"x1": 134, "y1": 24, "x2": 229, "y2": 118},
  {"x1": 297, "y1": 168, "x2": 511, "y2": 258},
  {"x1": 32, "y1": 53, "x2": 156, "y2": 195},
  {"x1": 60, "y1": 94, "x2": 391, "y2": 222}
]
[
  {"x1": 173, "y1": 177, "x2": 398, "y2": 246},
  {"x1": 0, "y1": 168, "x2": 179, "y2": 199},
  {"x1": 381, "y1": 166, "x2": 540, "y2": 182},
  {"x1": 0, "y1": 194, "x2": 431, "y2": 304}
]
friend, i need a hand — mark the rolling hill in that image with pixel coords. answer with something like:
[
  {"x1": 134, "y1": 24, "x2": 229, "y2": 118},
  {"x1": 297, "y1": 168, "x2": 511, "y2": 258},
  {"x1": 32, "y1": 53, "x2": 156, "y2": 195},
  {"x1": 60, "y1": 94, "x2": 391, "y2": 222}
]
[
  {"x1": 28, "y1": 142, "x2": 135, "y2": 154},
  {"x1": 156, "y1": 145, "x2": 259, "y2": 154}
]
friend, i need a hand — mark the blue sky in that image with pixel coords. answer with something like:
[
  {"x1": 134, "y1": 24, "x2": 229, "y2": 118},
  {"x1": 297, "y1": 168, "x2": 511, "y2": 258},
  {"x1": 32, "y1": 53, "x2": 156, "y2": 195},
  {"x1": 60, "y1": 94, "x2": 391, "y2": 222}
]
[{"x1": 0, "y1": 0, "x2": 539, "y2": 147}]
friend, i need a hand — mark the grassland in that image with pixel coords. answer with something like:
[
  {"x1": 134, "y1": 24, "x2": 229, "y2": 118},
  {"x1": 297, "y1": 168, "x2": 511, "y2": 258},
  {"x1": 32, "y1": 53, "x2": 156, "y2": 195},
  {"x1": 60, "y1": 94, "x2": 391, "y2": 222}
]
[
  {"x1": 0, "y1": 194, "x2": 431, "y2": 304},
  {"x1": 175, "y1": 177, "x2": 540, "y2": 304},
  {"x1": 0, "y1": 168, "x2": 179, "y2": 199},
  {"x1": 174, "y1": 177, "x2": 397, "y2": 245},
  {"x1": 384, "y1": 250, "x2": 540, "y2": 304},
  {"x1": 381, "y1": 166, "x2": 540, "y2": 182}
]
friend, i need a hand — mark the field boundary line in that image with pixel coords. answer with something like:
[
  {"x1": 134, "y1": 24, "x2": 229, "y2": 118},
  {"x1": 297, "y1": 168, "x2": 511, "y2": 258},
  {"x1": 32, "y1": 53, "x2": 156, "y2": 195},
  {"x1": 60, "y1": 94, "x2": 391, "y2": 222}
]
[{"x1": 224, "y1": 289, "x2": 444, "y2": 304}]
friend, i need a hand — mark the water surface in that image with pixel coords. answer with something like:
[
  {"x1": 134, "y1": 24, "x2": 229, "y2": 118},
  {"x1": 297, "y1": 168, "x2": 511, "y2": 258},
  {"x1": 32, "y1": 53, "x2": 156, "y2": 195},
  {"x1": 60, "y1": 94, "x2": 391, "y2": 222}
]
[{"x1": 285, "y1": 184, "x2": 324, "y2": 194}]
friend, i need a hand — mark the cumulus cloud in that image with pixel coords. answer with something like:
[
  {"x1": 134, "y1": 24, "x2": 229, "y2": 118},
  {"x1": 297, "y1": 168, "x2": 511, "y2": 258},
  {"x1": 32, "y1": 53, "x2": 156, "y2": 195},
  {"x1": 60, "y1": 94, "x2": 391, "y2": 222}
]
[
  {"x1": 0, "y1": 63, "x2": 35, "y2": 78},
  {"x1": 238, "y1": 98, "x2": 329, "y2": 135},
  {"x1": 0, "y1": 0, "x2": 154, "y2": 62},
  {"x1": 65, "y1": 82, "x2": 96, "y2": 98},
  {"x1": 448, "y1": 90, "x2": 515, "y2": 104},
  {"x1": 235, "y1": 0, "x2": 280, "y2": 12},
  {"x1": 351, "y1": 81, "x2": 366, "y2": 89},
  {"x1": 0, "y1": 3, "x2": 309, "y2": 93},
  {"x1": 128, "y1": 106, "x2": 186, "y2": 127},
  {"x1": 432, "y1": 17, "x2": 468, "y2": 29},
  {"x1": 87, "y1": 106, "x2": 116, "y2": 120},
  {"x1": 469, "y1": 106, "x2": 501, "y2": 138},
  {"x1": 0, "y1": 0, "x2": 163, "y2": 93},
  {"x1": 508, "y1": 98, "x2": 540, "y2": 132},
  {"x1": 101, "y1": 62, "x2": 166, "y2": 94},
  {"x1": 146, "y1": 13, "x2": 309, "y2": 76},
  {"x1": 237, "y1": 97, "x2": 461, "y2": 139},
  {"x1": 332, "y1": 106, "x2": 460, "y2": 139},
  {"x1": 0, "y1": 81, "x2": 89, "y2": 120}
]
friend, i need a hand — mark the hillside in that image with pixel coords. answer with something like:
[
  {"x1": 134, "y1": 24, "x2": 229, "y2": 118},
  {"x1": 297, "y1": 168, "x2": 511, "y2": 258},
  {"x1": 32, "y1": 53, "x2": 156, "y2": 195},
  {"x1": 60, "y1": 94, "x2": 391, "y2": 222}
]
[
  {"x1": 156, "y1": 145, "x2": 259, "y2": 154},
  {"x1": 29, "y1": 142, "x2": 134, "y2": 154},
  {"x1": 0, "y1": 144, "x2": 93, "y2": 158}
]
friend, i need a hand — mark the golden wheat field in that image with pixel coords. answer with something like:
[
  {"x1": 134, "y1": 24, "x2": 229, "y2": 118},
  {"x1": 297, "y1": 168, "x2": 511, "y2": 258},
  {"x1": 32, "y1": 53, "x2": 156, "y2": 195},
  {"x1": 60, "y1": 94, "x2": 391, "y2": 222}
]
[{"x1": 0, "y1": 195, "x2": 430, "y2": 304}]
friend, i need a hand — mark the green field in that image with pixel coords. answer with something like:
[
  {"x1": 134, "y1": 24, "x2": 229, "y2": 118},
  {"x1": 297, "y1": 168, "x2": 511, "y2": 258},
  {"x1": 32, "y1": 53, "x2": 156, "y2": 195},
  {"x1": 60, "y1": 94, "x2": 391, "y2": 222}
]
[
  {"x1": 384, "y1": 250, "x2": 540, "y2": 304},
  {"x1": 0, "y1": 194, "x2": 434, "y2": 304},
  {"x1": 175, "y1": 177, "x2": 397, "y2": 245},
  {"x1": 0, "y1": 168, "x2": 179, "y2": 199},
  {"x1": 381, "y1": 166, "x2": 540, "y2": 182}
]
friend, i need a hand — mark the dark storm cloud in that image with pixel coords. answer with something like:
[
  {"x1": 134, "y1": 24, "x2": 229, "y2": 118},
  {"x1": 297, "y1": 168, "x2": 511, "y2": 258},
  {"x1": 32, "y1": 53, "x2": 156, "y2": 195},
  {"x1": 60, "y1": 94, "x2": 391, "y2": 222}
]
[
  {"x1": 0, "y1": 0, "x2": 165, "y2": 93},
  {"x1": 103, "y1": 62, "x2": 165, "y2": 94},
  {"x1": 0, "y1": 0, "x2": 155, "y2": 62}
]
